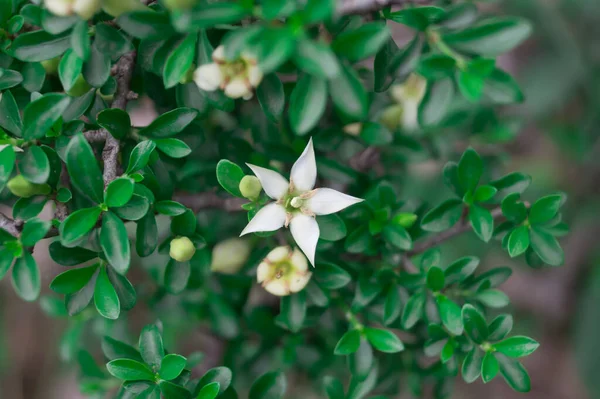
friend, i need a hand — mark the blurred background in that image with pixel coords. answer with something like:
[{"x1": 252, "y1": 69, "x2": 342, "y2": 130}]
[{"x1": 2, "y1": 0, "x2": 600, "y2": 398}]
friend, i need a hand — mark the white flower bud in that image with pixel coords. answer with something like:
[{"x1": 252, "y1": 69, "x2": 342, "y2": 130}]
[
  {"x1": 247, "y1": 64, "x2": 263, "y2": 88},
  {"x1": 212, "y1": 46, "x2": 226, "y2": 63},
  {"x1": 169, "y1": 236, "x2": 196, "y2": 262},
  {"x1": 73, "y1": 0, "x2": 102, "y2": 19},
  {"x1": 224, "y1": 77, "x2": 251, "y2": 99},
  {"x1": 211, "y1": 238, "x2": 252, "y2": 274},
  {"x1": 45, "y1": 0, "x2": 73, "y2": 16},
  {"x1": 257, "y1": 247, "x2": 312, "y2": 296},
  {"x1": 193, "y1": 63, "x2": 223, "y2": 92},
  {"x1": 343, "y1": 122, "x2": 362, "y2": 137}
]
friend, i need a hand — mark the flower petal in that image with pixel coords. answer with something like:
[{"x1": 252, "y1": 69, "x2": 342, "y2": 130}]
[
  {"x1": 224, "y1": 77, "x2": 251, "y2": 99},
  {"x1": 246, "y1": 164, "x2": 289, "y2": 200},
  {"x1": 289, "y1": 271, "x2": 312, "y2": 294},
  {"x1": 306, "y1": 188, "x2": 363, "y2": 215},
  {"x1": 193, "y1": 63, "x2": 222, "y2": 92},
  {"x1": 240, "y1": 203, "x2": 286, "y2": 236},
  {"x1": 289, "y1": 214, "x2": 319, "y2": 267},
  {"x1": 290, "y1": 137, "x2": 317, "y2": 192}
]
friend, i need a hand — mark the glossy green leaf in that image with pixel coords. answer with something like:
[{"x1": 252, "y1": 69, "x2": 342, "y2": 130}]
[
  {"x1": 529, "y1": 226, "x2": 564, "y2": 266},
  {"x1": 138, "y1": 108, "x2": 197, "y2": 138},
  {"x1": 364, "y1": 328, "x2": 404, "y2": 353},
  {"x1": 256, "y1": 73, "x2": 285, "y2": 123},
  {"x1": 163, "y1": 33, "x2": 197, "y2": 89},
  {"x1": 159, "y1": 354, "x2": 187, "y2": 381},
  {"x1": 507, "y1": 225, "x2": 530, "y2": 257},
  {"x1": 98, "y1": 109, "x2": 131, "y2": 140},
  {"x1": 21, "y1": 146, "x2": 50, "y2": 184},
  {"x1": 50, "y1": 265, "x2": 98, "y2": 294},
  {"x1": 497, "y1": 354, "x2": 531, "y2": 392},
  {"x1": 436, "y1": 295, "x2": 463, "y2": 335},
  {"x1": 139, "y1": 324, "x2": 164, "y2": 370},
  {"x1": 49, "y1": 241, "x2": 98, "y2": 266},
  {"x1": 462, "y1": 304, "x2": 488, "y2": 344},
  {"x1": 494, "y1": 336, "x2": 539, "y2": 358},
  {"x1": 22, "y1": 93, "x2": 70, "y2": 139},
  {"x1": 117, "y1": 10, "x2": 174, "y2": 39},
  {"x1": 107, "y1": 359, "x2": 155, "y2": 381},
  {"x1": 249, "y1": 371, "x2": 287, "y2": 399},
  {"x1": 482, "y1": 352, "x2": 500, "y2": 383},
  {"x1": 94, "y1": 23, "x2": 133, "y2": 58},
  {"x1": 59, "y1": 207, "x2": 102, "y2": 247},
  {"x1": 100, "y1": 211, "x2": 131, "y2": 274},
  {"x1": 332, "y1": 22, "x2": 389, "y2": 62},
  {"x1": 59, "y1": 49, "x2": 83, "y2": 91},
  {"x1": 66, "y1": 134, "x2": 104, "y2": 203},
  {"x1": 126, "y1": 140, "x2": 156, "y2": 174},
  {"x1": 529, "y1": 194, "x2": 563, "y2": 225},
  {"x1": 216, "y1": 159, "x2": 245, "y2": 197},
  {"x1": 105, "y1": 178, "x2": 135, "y2": 208},
  {"x1": 329, "y1": 62, "x2": 368, "y2": 120},
  {"x1": 154, "y1": 138, "x2": 192, "y2": 158},
  {"x1": 469, "y1": 204, "x2": 494, "y2": 243},
  {"x1": 334, "y1": 329, "x2": 361, "y2": 355},
  {"x1": 418, "y1": 78, "x2": 454, "y2": 127},
  {"x1": 421, "y1": 199, "x2": 463, "y2": 232},
  {"x1": 11, "y1": 252, "x2": 40, "y2": 301},
  {"x1": 289, "y1": 74, "x2": 327, "y2": 136},
  {"x1": 94, "y1": 265, "x2": 120, "y2": 319},
  {"x1": 11, "y1": 30, "x2": 71, "y2": 62},
  {"x1": 20, "y1": 218, "x2": 51, "y2": 247},
  {"x1": 295, "y1": 39, "x2": 339, "y2": 78},
  {"x1": 462, "y1": 347, "x2": 484, "y2": 383}
]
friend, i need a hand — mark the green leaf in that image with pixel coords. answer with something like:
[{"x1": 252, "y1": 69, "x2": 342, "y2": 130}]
[
  {"x1": 21, "y1": 146, "x2": 50, "y2": 184},
  {"x1": 401, "y1": 292, "x2": 425, "y2": 329},
  {"x1": 529, "y1": 226, "x2": 564, "y2": 266},
  {"x1": 59, "y1": 49, "x2": 83, "y2": 91},
  {"x1": 164, "y1": 259, "x2": 190, "y2": 294},
  {"x1": 102, "y1": 336, "x2": 143, "y2": 362},
  {"x1": 126, "y1": 140, "x2": 156, "y2": 174},
  {"x1": 417, "y1": 54, "x2": 456, "y2": 79},
  {"x1": 71, "y1": 20, "x2": 90, "y2": 60},
  {"x1": 216, "y1": 160, "x2": 245, "y2": 197},
  {"x1": 100, "y1": 211, "x2": 131, "y2": 274},
  {"x1": 256, "y1": 73, "x2": 285, "y2": 123},
  {"x1": 20, "y1": 218, "x2": 51, "y2": 247},
  {"x1": 195, "y1": 367, "x2": 232, "y2": 397},
  {"x1": 469, "y1": 205, "x2": 494, "y2": 242},
  {"x1": 0, "y1": 69, "x2": 23, "y2": 90},
  {"x1": 277, "y1": 290, "x2": 307, "y2": 333},
  {"x1": 106, "y1": 359, "x2": 155, "y2": 381},
  {"x1": 138, "y1": 108, "x2": 197, "y2": 138},
  {"x1": 254, "y1": 27, "x2": 295, "y2": 74},
  {"x1": 136, "y1": 212, "x2": 158, "y2": 257},
  {"x1": 347, "y1": 338, "x2": 373, "y2": 380},
  {"x1": 65, "y1": 277, "x2": 96, "y2": 316},
  {"x1": 444, "y1": 17, "x2": 532, "y2": 57},
  {"x1": 383, "y1": 286, "x2": 402, "y2": 325},
  {"x1": 49, "y1": 241, "x2": 98, "y2": 266},
  {"x1": 334, "y1": 329, "x2": 361, "y2": 355},
  {"x1": 106, "y1": 265, "x2": 137, "y2": 310},
  {"x1": 314, "y1": 262, "x2": 351, "y2": 289},
  {"x1": 382, "y1": 223, "x2": 412, "y2": 250},
  {"x1": 159, "y1": 381, "x2": 191, "y2": 399},
  {"x1": 316, "y1": 214, "x2": 347, "y2": 241},
  {"x1": 19, "y1": 64, "x2": 43, "y2": 93},
  {"x1": 529, "y1": 194, "x2": 563, "y2": 225},
  {"x1": 359, "y1": 122, "x2": 393, "y2": 146},
  {"x1": 458, "y1": 148, "x2": 482, "y2": 191},
  {"x1": 444, "y1": 256, "x2": 479, "y2": 284},
  {"x1": 473, "y1": 185, "x2": 497, "y2": 202},
  {"x1": 0, "y1": 249, "x2": 14, "y2": 281},
  {"x1": 94, "y1": 23, "x2": 133, "y2": 58},
  {"x1": 154, "y1": 138, "x2": 192, "y2": 158},
  {"x1": 174, "y1": 3, "x2": 247, "y2": 31},
  {"x1": 11, "y1": 30, "x2": 71, "y2": 62},
  {"x1": 458, "y1": 70, "x2": 485, "y2": 102},
  {"x1": 0, "y1": 90, "x2": 23, "y2": 136},
  {"x1": 163, "y1": 33, "x2": 197, "y2": 89},
  {"x1": 66, "y1": 134, "x2": 104, "y2": 203},
  {"x1": 249, "y1": 371, "x2": 287, "y2": 399},
  {"x1": 421, "y1": 199, "x2": 463, "y2": 232},
  {"x1": 105, "y1": 177, "x2": 134, "y2": 208},
  {"x1": 82, "y1": 46, "x2": 111, "y2": 87},
  {"x1": 364, "y1": 328, "x2": 404, "y2": 353},
  {"x1": 462, "y1": 347, "x2": 484, "y2": 383},
  {"x1": 484, "y1": 68, "x2": 524, "y2": 104},
  {"x1": 462, "y1": 304, "x2": 488, "y2": 344},
  {"x1": 475, "y1": 289, "x2": 510, "y2": 308},
  {"x1": 289, "y1": 74, "x2": 327, "y2": 136},
  {"x1": 329, "y1": 62, "x2": 368, "y2": 120},
  {"x1": 387, "y1": 6, "x2": 445, "y2": 30},
  {"x1": 482, "y1": 352, "x2": 499, "y2": 383},
  {"x1": 426, "y1": 266, "x2": 445, "y2": 291},
  {"x1": 11, "y1": 252, "x2": 40, "y2": 301},
  {"x1": 418, "y1": 78, "x2": 454, "y2": 127},
  {"x1": 436, "y1": 295, "x2": 463, "y2": 335},
  {"x1": 98, "y1": 109, "x2": 131, "y2": 140},
  {"x1": 94, "y1": 265, "x2": 120, "y2": 319},
  {"x1": 117, "y1": 10, "x2": 174, "y2": 39},
  {"x1": 139, "y1": 324, "x2": 164, "y2": 370},
  {"x1": 50, "y1": 265, "x2": 98, "y2": 294},
  {"x1": 196, "y1": 382, "x2": 220, "y2": 399},
  {"x1": 59, "y1": 207, "x2": 102, "y2": 247},
  {"x1": 497, "y1": 354, "x2": 531, "y2": 392},
  {"x1": 507, "y1": 225, "x2": 530, "y2": 257},
  {"x1": 488, "y1": 314, "x2": 513, "y2": 341},
  {"x1": 294, "y1": 39, "x2": 339, "y2": 78},
  {"x1": 0, "y1": 144, "x2": 16, "y2": 191},
  {"x1": 22, "y1": 93, "x2": 70, "y2": 139},
  {"x1": 332, "y1": 22, "x2": 389, "y2": 62},
  {"x1": 12, "y1": 196, "x2": 47, "y2": 221},
  {"x1": 494, "y1": 336, "x2": 539, "y2": 358},
  {"x1": 159, "y1": 354, "x2": 187, "y2": 381}
]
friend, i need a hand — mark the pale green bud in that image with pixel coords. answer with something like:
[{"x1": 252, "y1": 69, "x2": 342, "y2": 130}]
[
  {"x1": 169, "y1": 236, "x2": 196, "y2": 262},
  {"x1": 239, "y1": 175, "x2": 262, "y2": 200},
  {"x1": 210, "y1": 238, "x2": 252, "y2": 274}
]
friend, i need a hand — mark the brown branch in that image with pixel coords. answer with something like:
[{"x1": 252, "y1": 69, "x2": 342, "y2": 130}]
[
  {"x1": 0, "y1": 212, "x2": 22, "y2": 237},
  {"x1": 174, "y1": 193, "x2": 246, "y2": 213},
  {"x1": 338, "y1": 0, "x2": 430, "y2": 15},
  {"x1": 102, "y1": 51, "x2": 137, "y2": 187},
  {"x1": 407, "y1": 207, "x2": 504, "y2": 256}
]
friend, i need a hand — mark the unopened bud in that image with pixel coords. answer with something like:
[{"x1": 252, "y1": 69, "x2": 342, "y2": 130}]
[
  {"x1": 102, "y1": 0, "x2": 147, "y2": 17},
  {"x1": 290, "y1": 197, "x2": 303, "y2": 209},
  {"x1": 343, "y1": 122, "x2": 362, "y2": 136},
  {"x1": 193, "y1": 63, "x2": 223, "y2": 92},
  {"x1": 239, "y1": 175, "x2": 262, "y2": 200},
  {"x1": 224, "y1": 77, "x2": 251, "y2": 99},
  {"x1": 169, "y1": 236, "x2": 196, "y2": 262},
  {"x1": 211, "y1": 238, "x2": 252, "y2": 274},
  {"x1": 7, "y1": 175, "x2": 51, "y2": 198},
  {"x1": 73, "y1": 0, "x2": 102, "y2": 19}
]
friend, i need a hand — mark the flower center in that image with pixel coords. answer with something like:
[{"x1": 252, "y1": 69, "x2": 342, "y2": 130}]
[{"x1": 290, "y1": 197, "x2": 304, "y2": 208}]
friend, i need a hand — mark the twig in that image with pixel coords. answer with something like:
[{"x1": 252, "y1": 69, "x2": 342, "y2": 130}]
[
  {"x1": 102, "y1": 51, "x2": 137, "y2": 187},
  {"x1": 338, "y1": 0, "x2": 430, "y2": 15},
  {"x1": 407, "y1": 207, "x2": 504, "y2": 256},
  {"x1": 0, "y1": 212, "x2": 22, "y2": 237},
  {"x1": 174, "y1": 192, "x2": 246, "y2": 213}
]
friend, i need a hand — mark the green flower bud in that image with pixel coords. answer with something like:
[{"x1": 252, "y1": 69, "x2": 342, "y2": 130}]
[
  {"x1": 169, "y1": 236, "x2": 196, "y2": 262},
  {"x1": 392, "y1": 212, "x2": 418, "y2": 228},
  {"x1": 7, "y1": 175, "x2": 51, "y2": 198},
  {"x1": 239, "y1": 175, "x2": 262, "y2": 200},
  {"x1": 210, "y1": 238, "x2": 252, "y2": 274}
]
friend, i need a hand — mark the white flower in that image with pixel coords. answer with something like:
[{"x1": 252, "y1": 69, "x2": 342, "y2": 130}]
[
  {"x1": 390, "y1": 73, "x2": 427, "y2": 131},
  {"x1": 45, "y1": 0, "x2": 101, "y2": 19},
  {"x1": 257, "y1": 246, "x2": 312, "y2": 296},
  {"x1": 45, "y1": 0, "x2": 72, "y2": 16},
  {"x1": 240, "y1": 138, "x2": 363, "y2": 266},
  {"x1": 211, "y1": 238, "x2": 252, "y2": 274},
  {"x1": 192, "y1": 45, "x2": 263, "y2": 100}
]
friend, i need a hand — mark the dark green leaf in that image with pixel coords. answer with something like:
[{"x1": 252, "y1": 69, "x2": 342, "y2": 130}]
[
  {"x1": 469, "y1": 205, "x2": 493, "y2": 243},
  {"x1": 11, "y1": 31, "x2": 71, "y2": 62},
  {"x1": 249, "y1": 371, "x2": 287, "y2": 399},
  {"x1": 107, "y1": 359, "x2": 155, "y2": 381},
  {"x1": 50, "y1": 265, "x2": 98, "y2": 294},
  {"x1": 329, "y1": 62, "x2": 368, "y2": 120},
  {"x1": 332, "y1": 22, "x2": 389, "y2": 62},
  {"x1": 334, "y1": 329, "x2": 361, "y2": 355},
  {"x1": 139, "y1": 324, "x2": 164, "y2": 370},
  {"x1": 159, "y1": 354, "x2": 187, "y2": 381},
  {"x1": 59, "y1": 207, "x2": 102, "y2": 247},
  {"x1": 11, "y1": 252, "x2": 40, "y2": 301},
  {"x1": 66, "y1": 134, "x2": 104, "y2": 203},
  {"x1": 482, "y1": 352, "x2": 499, "y2": 383},
  {"x1": 138, "y1": 108, "x2": 197, "y2": 138},
  {"x1": 436, "y1": 295, "x2": 463, "y2": 335},
  {"x1": 94, "y1": 265, "x2": 120, "y2": 319},
  {"x1": 21, "y1": 146, "x2": 50, "y2": 184},
  {"x1": 529, "y1": 226, "x2": 564, "y2": 266},
  {"x1": 421, "y1": 199, "x2": 463, "y2": 232},
  {"x1": 494, "y1": 336, "x2": 539, "y2": 358},
  {"x1": 126, "y1": 140, "x2": 156, "y2": 174},
  {"x1": 256, "y1": 73, "x2": 285, "y2": 123},
  {"x1": 100, "y1": 211, "x2": 131, "y2": 274},
  {"x1": 23, "y1": 93, "x2": 70, "y2": 139},
  {"x1": 364, "y1": 328, "x2": 404, "y2": 353},
  {"x1": 98, "y1": 109, "x2": 131, "y2": 140},
  {"x1": 289, "y1": 74, "x2": 327, "y2": 135}
]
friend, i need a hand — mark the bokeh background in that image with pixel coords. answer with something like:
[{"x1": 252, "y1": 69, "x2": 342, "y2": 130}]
[{"x1": 2, "y1": 0, "x2": 600, "y2": 397}]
